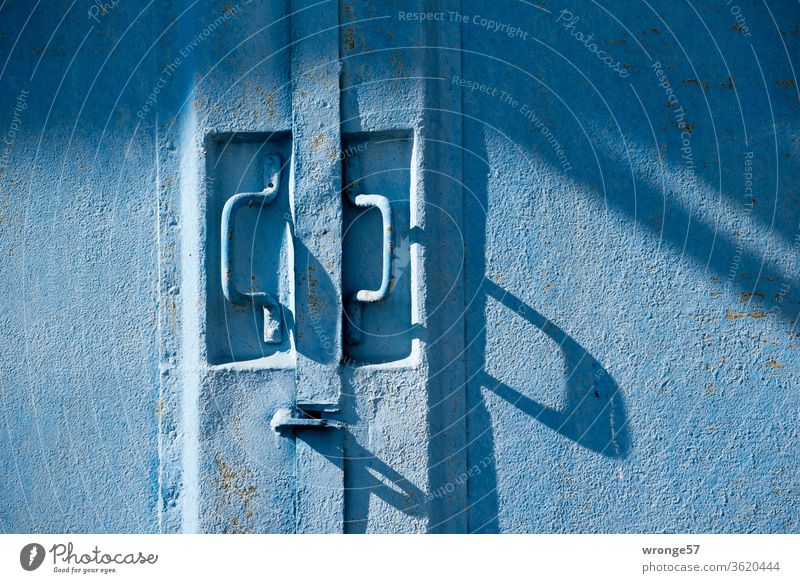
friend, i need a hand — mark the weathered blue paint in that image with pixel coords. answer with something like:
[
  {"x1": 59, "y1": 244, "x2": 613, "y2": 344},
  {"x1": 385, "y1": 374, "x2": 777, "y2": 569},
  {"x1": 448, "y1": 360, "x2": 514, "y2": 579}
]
[{"x1": 1, "y1": 0, "x2": 798, "y2": 534}]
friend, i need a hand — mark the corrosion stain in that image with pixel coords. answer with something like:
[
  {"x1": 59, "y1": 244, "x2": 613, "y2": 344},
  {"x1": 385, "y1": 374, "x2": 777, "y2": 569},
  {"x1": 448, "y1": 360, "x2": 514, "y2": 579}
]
[
  {"x1": 215, "y1": 457, "x2": 259, "y2": 533},
  {"x1": 767, "y1": 358, "x2": 782, "y2": 369},
  {"x1": 344, "y1": 28, "x2": 356, "y2": 51},
  {"x1": 311, "y1": 133, "x2": 326, "y2": 151},
  {"x1": 739, "y1": 291, "x2": 765, "y2": 301},
  {"x1": 263, "y1": 92, "x2": 277, "y2": 118},
  {"x1": 156, "y1": 398, "x2": 166, "y2": 418},
  {"x1": 725, "y1": 309, "x2": 768, "y2": 320},
  {"x1": 684, "y1": 79, "x2": 709, "y2": 89}
]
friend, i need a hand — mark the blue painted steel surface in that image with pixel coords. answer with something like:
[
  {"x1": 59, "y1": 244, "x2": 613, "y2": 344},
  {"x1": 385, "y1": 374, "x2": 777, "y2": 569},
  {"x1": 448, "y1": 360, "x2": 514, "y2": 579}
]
[{"x1": 0, "y1": 0, "x2": 798, "y2": 534}]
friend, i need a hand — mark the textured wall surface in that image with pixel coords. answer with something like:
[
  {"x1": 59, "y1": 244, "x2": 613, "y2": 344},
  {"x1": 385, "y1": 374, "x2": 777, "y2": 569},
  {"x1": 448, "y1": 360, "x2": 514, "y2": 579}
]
[
  {"x1": 461, "y1": 0, "x2": 800, "y2": 533},
  {"x1": 0, "y1": 2, "x2": 159, "y2": 532},
  {"x1": 1, "y1": 0, "x2": 798, "y2": 533}
]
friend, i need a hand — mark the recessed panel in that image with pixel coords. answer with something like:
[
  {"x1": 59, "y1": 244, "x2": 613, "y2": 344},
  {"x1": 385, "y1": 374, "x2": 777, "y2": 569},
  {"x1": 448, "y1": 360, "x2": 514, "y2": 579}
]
[
  {"x1": 205, "y1": 133, "x2": 293, "y2": 365},
  {"x1": 342, "y1": 131, "x2": 415, "y2": 364}
]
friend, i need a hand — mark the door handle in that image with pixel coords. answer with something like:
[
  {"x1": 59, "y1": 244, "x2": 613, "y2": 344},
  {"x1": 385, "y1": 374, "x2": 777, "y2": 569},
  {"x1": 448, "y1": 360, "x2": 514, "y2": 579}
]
[
  {"x1": 221, "y1": 153, "x2": 283, "y2": 344},
  {"x1": 345, "y1": 192, "x2": 393, "y2": 345}
]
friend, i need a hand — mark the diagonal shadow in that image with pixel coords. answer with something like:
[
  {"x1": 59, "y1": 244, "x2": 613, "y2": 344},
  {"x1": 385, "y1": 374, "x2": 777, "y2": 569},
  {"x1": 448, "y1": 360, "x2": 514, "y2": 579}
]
[
  {"x1": 303, "y1": 422, "x2": 427, "y2": 533},
  {"x1": 482, "y1": 280, "x2": 630, "y2": 459},
  {"x1": 341, "y1": 433, "x2": 427, "y2": 533}
]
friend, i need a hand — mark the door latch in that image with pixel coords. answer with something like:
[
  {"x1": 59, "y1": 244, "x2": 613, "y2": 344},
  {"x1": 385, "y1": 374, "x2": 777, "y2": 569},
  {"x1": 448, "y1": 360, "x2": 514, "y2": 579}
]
[{"x1": 270, "y1": 407, "x2": 344, "y2": 433}]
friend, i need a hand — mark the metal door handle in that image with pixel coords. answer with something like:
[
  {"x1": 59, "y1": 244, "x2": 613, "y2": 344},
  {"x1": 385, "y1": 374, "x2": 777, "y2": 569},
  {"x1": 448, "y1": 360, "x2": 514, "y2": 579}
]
[
  {"x1": 345, "y1": 193, "x2": 393, "y2": 344},
  {"x1": 221, "y1": 154, "x2": 283, "y2": 344}
]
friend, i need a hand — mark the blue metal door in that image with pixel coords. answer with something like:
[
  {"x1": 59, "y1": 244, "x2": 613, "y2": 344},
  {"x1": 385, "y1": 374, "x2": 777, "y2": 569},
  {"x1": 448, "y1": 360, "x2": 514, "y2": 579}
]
[
  {"x1": 1, "y1": 0, "x2": 798, "y2": 534},
  {"x1": 155, "y1": 0, "x2": 467, "y2": 533}
]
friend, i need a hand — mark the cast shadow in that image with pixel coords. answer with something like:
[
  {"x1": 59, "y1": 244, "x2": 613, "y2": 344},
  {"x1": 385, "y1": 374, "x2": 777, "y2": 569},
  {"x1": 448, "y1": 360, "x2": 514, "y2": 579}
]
[
  {"x1": 463, "y1": 116, "x2": 629, "y2": 533},
  {"x1": 482, "y1": 280, "x2": 630, "y2": 459}
]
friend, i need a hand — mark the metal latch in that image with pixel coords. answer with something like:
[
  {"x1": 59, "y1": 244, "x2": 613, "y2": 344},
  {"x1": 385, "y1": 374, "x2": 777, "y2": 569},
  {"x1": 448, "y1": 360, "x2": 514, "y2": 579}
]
[{"x1": 270, "y1": 407, "x2": 344, "y2": 433}]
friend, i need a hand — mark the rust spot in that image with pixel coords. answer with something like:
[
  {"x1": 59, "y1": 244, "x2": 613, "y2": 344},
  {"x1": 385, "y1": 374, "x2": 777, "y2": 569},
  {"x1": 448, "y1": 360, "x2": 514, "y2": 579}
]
[
  {"x1": 311, "y1": 133, "x2": 325, "y2": 151},
  {"x1": 263, "y1": 92, "x2": 277, "y2": 118},
  {"x1": 774, "y1": 80, "x2": 796, "y2": 88},
  {"x1": 344, "y1": 27, "x2": 356, "y2": 51},
  {"x1": 215, "y1": 458, "x2": 259, "y2": 533},
  {"x1": 726, "y1": 309, "x2": 767, "y2": 320},
  {"x1": 389, "y1": 56, "x2": 407, "y2": 73},
  {"x1": 684, "y1": 79, "x2": 709, "y2": 89},
  {"x1": 767, "y1": 358, "x2": 782, "y2": 369},
  {"x1": 739, "y1": 291, "x2": 764, "y2": 301},
  {"x1": 725, "y1": 309, "x2": 744, "y2": 320}
]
